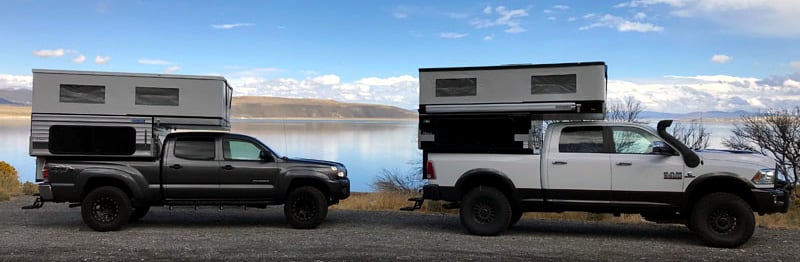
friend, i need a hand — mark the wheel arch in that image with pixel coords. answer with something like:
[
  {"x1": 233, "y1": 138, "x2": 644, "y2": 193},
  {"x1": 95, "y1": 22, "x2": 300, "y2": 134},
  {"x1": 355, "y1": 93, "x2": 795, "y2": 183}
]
[
  {"x1": 685, "y1": 172, "x2": 757, "y2": 211},
  {"x1": 282, "y1": 172, "x2": 332, "y2": 203},
  {"x1": 455, "y1": 168, "x2": 519, "y2": 204},
  {"x1": 76, "y1": 169, "x2": 145, "y2": 200}
]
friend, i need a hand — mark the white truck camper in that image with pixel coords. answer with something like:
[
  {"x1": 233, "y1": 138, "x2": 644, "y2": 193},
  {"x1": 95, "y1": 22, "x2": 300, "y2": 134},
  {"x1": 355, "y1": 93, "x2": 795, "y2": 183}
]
[
  {"x1": 29, "y1": 69, "x2": 233, "y2": 172},
  {"x1": 417, "y1": 62, "x2": 606, "y2": 154}
]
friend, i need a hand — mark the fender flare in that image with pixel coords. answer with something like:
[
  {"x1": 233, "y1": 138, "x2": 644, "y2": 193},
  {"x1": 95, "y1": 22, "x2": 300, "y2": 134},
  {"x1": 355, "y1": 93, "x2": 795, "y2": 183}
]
[
  {"x1": 455, "y1": 168, "x2": 518, "y2": 201},
  {"x1": 74, "y1": 168, "x2": 147, "y2": 200},
  {"x1": 277, "y1": 170, "x2": 331, "y2": 199}
]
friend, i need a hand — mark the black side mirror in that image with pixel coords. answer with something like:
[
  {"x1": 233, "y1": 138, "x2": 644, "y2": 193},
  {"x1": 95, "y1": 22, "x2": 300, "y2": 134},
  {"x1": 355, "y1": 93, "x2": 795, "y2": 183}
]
[
  {"x1": 651, "y1": 141, "x2": 675, "y2": 155},
  {"x1": 259, "y1": 150, "x2": 274, "y2": 162}
]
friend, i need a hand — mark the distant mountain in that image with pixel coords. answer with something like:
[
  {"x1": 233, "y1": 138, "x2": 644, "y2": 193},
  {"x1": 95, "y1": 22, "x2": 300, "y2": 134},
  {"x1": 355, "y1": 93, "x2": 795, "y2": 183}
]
[
  {"x1": 0, "y1": 88, "x2": 32, "y2": 105},
  {"x1": 231, "y1": 96, "x2": 417, "y2": 119},
  {"x1": 640, "y1": 110, "x2": 751, "y2": 120}
]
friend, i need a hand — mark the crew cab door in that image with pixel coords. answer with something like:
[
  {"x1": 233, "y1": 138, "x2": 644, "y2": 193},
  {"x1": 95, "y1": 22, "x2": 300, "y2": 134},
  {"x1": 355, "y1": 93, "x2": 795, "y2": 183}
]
[
  {"x1": 609, "y1": 126, "x2": 685, "y2": 206},
  {"x1": 217, "y1": 135, "x2": 279, "y2": 200},
  {"x1": 162, "y1": 136, "x2": 221, "y2": 199},
  {"x1": 544, "y1": 125, "x2": 612, "y2": 204}
]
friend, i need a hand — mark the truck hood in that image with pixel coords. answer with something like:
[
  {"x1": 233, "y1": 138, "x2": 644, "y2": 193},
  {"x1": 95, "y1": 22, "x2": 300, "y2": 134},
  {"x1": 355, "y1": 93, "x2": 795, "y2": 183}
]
[
  {"x1": 696, "y1": 149, "x2": 775, "y2": 168},
  {"x1": 283, "y1": 157, "x2": 345, "y2": 168}
]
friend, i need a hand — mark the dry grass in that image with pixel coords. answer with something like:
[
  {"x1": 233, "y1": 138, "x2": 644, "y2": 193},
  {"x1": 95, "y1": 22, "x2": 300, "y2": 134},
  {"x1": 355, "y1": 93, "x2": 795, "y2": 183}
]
[
  {"x1": 0, "y1": 105, "x2": 31, "y2": 118},
  {"x1": 335, "y1": 192, "x2": 800, "y2": 229}
]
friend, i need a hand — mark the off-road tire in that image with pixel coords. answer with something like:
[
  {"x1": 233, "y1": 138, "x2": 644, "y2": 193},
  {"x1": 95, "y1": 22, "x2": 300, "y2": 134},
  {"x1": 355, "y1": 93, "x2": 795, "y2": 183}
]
[
  {"x1": 459, "y1": 186, "x2": 512, "y2": 236},
  {"x1": 690, "y1": 192, "x2": 755, "y2": 248},
  {"x1": 510, "y1": 208, "x2": 523, "y2": 227},
  {"x1": 80, "y1": 186, "x2": 132, "y2": 232},
  {"x1": 284, "y1": 186, "x2": 328, "y2": 229},
  {"x1": 129, "y1": 206, "x2": 151, "y2": 222}
]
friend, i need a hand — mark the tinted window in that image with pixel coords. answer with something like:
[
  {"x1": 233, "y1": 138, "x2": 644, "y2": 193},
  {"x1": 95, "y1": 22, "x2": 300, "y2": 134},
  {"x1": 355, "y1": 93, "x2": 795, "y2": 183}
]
[
  {"x1": 135, "y1": 87, "x2": 179, "y2": 106},
  {"x1": 613, "y1": 126, "x2": 664, "y2": 154},
  {"x1": 436, "y1": 78, "x2": 477, "y2": 97},
  {"x1": 531, "y1": 74, "x2": 576, "y2": 95},
  {"x1": 223, "y1": 139, "x2": 262, "y2": 161},
  {"x1": 49, "y1": 126, "x2": 135, "y2": 155},
  {"x1": 59, "y1": 84, "x2": 105, "y2": 104},
  {"x1": 174, "y1": 138, "x2": 215, "y2": 160},
  {"x1": 559, "y1": 126, "x2": 606, "y2": 153}
]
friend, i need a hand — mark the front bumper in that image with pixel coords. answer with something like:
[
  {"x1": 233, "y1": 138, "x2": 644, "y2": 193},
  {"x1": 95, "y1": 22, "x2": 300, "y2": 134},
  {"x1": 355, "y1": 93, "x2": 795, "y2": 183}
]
[
  {"x1": 752, "y1": 188, "x2": 794, "y2": 214},
  {"x1": 326, "y1": 178, "x2": 350, "y2": 201}
]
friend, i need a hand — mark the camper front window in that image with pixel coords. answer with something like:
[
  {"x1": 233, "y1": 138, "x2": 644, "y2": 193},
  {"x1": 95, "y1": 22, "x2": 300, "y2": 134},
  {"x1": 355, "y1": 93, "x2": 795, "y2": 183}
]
[{"x1": 59, "y1": 84, "x2": 105, "y2": 104}]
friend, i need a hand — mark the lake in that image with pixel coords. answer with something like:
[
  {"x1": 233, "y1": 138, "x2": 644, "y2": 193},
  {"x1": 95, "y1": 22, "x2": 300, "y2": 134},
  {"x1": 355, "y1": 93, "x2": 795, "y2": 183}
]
[{"x1": 0, "y1": 118, "x2": 736, "y2": 192}]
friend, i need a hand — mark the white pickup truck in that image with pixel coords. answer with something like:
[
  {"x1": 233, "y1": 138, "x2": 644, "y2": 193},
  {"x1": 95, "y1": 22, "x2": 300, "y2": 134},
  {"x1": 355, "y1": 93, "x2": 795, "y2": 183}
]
[{"x1": 410, "y1": 120, "x2": 795, "y2": 248}]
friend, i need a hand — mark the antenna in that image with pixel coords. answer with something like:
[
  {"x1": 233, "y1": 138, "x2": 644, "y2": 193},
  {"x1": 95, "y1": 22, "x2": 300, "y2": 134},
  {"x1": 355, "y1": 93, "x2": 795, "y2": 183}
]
[{"x1": 282, "y1": 118, "x2": 288, "y2": 157}]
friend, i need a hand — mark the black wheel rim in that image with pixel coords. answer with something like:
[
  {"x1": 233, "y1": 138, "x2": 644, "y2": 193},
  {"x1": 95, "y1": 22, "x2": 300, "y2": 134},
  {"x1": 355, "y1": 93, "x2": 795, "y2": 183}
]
[
  {"x1": 472, "y1": 198, "x2": 497, "y2": 224},
  {"x1": 91, "y1": 196, "x2": 120, "y2": 224},
  {"x1": 291, "y1": 195, "x2": 317, "y2": 222},
  {"x1": 708, "y1": 209, "x2": 737, "y2": 234}
]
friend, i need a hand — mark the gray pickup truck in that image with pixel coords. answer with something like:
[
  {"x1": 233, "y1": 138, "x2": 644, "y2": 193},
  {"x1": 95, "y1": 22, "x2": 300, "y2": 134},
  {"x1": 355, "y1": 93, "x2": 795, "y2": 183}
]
[{"x1": 26, "y1": 131, "x2": 350, "y2": 231}]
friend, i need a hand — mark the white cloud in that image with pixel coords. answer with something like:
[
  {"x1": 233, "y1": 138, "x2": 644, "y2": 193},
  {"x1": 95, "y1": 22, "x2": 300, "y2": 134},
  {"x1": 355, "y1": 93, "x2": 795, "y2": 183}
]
[
  {"x1": 72, "y1": 54, "x2": 86, "y2": 64},
  {"x1": 32, "y1": 49, "x2": 70, "y2": 58},
  {"x1": 580, "y1": 14, "x2": 663, "y2": 32},
  {"x1": 483, "y1": 35, "x2": 493, "y2": 41},
  {"x1": 471, "y1": 5, "x2": 529, "y2": 33},
  {"x1": 711, "y1": 54, "x2": 732, "y2": 64},
  {"x1": 138, "y1": 59, "x2": 172, "y2": 65},
  {"x1": 634, "y1": 12, "x2": 647, "y2": 20},
  {"x1": 547, "y1": 17, "x2": 557, "y2": 21},
  {"x1": 227, "y1": 74, "x2": 420, "y2": 109},
  {"x1": 483, "y1": 5, "x2": 492, "y2": 14},
  {"x1": 553, "y1": 5, "x2": 570, "y2": 10},
  {"x1": 615, "y1": 0, "x2": 800, "y2": 37},
  {"x1": 568, "y1": 17, "x2": 577, "y2": 22},
  {"x1": 444, "y1": 12, "x2": 468, "y2": 19},
  {"x1": 164, "y1": 66, "x2": 180, "y2": 73},
  {"x1": 0, "y1": 74, "x2": 33, "y2": 90},
  {"x1": 94, "y1": 56, "x2": 111, "y2": 65},
  {"x1": 439, "y1": 32, "x2": 468, "y2": 39},
  {"x1": 210, "y1": 23, "x2": 255, "y2": 29}
]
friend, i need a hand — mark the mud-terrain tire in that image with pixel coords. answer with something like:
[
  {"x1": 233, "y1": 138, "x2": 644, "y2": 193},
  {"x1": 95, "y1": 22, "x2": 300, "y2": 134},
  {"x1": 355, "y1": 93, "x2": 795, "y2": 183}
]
[
  {"x1": 81, "y1": 186, "x2": 132, "y2": 232},
  {"x1": 690, "y1": 192, "x2": 755, "y2": 248},
  {"x1": 459, "y1": 186, "x2": 512, "y2": 236},
  {"x1": 510, "y1": 208, "x2": 523, "y2": 227},
  {"x1": 129, "y1": 206, "x2": 151, "y2": 222},
  {"x1": 284, "y1": 186, "x2": 328, "y2": 229}
]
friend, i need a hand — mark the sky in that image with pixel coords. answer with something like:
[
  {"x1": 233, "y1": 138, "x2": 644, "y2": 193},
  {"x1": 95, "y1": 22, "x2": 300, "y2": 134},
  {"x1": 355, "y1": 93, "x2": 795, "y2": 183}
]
[{"x1": 1, "y1": 0, "x2": 799, "y2": 113}]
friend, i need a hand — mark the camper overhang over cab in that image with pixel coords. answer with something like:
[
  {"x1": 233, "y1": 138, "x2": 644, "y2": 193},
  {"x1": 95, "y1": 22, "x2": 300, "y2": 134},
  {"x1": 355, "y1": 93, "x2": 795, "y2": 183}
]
[{"x1": 29, "y1": 69, "x2": 233, "y2": 158}]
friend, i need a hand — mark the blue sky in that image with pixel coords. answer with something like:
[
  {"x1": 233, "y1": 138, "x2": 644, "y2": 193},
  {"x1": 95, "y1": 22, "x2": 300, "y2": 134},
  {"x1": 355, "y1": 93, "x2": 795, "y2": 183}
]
[{"x1": 1, "y1": 0, "x2": 799, "y2": 113}]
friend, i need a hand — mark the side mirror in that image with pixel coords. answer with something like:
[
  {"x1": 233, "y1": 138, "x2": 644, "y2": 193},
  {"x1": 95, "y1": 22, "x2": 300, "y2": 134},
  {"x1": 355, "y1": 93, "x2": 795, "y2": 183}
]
[
  {"x1": 259, "y1": 150, "x2": 274, "y2": 162},
  {"x1": 651, "y1": 141, "x2": 675, "y2": 155}
]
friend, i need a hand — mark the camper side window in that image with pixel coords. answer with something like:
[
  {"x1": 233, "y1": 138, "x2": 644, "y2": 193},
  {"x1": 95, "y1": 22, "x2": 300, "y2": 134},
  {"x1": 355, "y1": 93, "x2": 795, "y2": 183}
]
[
  {"x1": 435, "y1": 78, "x2": 477, "y2": 97},
  {"x1": 59, "y1": 84, "x2": 105, "y2": 104},
  {"x1": 49, "y1": 126, "x2": 135, "y2": 155},
  {"x1": 531, "y1": 74, "x2": 577, "y2": 95},
  {"x1": 136, "y1": 87, "x2": 179, "y2": 106}
]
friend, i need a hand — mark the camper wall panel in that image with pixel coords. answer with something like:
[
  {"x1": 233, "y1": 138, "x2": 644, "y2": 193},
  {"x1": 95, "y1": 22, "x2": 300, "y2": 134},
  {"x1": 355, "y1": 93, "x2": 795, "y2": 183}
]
[
  {"x1": 32, "y1": 71, "x2": 227, "y2": 119},
  {"x1": 29, "y1": 114, "x2": 156, "y2": 157},
  {"x1": 419, "y1": 64, "x2": 605, "y2": 105}
]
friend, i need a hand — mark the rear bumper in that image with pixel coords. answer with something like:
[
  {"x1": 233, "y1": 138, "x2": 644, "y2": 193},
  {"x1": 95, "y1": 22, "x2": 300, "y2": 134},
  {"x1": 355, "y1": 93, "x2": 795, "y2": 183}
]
[
  {"x1": 38, "y1": 183, "x2": 80, "y2": 203},
  {"x1": 422, "y1": 184, "x2": 459, "y2": 202},
  {"x1": 752, "y1": 188, "x2": 793, "y2": 214},
  {"x1": 38, "y1": 184, "x2": 54, "y2": 201}
]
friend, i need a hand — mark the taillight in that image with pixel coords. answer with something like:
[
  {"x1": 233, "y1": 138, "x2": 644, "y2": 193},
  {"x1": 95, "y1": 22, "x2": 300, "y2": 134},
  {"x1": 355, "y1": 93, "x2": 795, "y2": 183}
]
[
  {"x1": 42, "y1": 166, "x2": 49, "y2": 182},
  {"x1": 426, "y1": 160, "x2": 436, "y2": 180}
]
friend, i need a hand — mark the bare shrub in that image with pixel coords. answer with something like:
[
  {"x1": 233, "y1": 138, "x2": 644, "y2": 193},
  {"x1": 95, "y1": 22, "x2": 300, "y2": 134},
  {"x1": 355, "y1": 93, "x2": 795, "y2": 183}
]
[{"x1": 723, "y1": 108, "x2": 800, "y2": 179}]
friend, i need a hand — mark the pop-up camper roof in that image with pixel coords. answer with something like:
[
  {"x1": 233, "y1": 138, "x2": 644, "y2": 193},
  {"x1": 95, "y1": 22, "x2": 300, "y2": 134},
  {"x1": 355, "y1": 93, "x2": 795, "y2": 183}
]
[
  {"x1": 32, "y1": 69, "x2": 232, "y2": 129},
  {"x1": 419, "y1": 62, "x2": 606, "y2": 118}
]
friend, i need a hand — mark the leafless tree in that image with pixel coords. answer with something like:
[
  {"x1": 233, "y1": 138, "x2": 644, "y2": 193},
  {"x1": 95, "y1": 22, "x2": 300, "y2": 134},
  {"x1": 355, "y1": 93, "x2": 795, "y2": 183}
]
[
  {"x1": 670, "y1": 120, "x2": 712, "y2": 149},
  {"x1": 606, "y1": 96, "x2": 645, "y2": 123},
  {"x1": 723, "y1": 107, "x2": 800, "y2": 178}
]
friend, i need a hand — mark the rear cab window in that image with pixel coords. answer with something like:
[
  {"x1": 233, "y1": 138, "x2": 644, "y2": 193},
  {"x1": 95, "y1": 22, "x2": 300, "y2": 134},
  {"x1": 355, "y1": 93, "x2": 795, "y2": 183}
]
[
  {"x1": 174, "y1": 137, "x2": 216, "y2": 160},
  {"x1": 558, "y1": 126, "x2": 606, "y2": 153}
]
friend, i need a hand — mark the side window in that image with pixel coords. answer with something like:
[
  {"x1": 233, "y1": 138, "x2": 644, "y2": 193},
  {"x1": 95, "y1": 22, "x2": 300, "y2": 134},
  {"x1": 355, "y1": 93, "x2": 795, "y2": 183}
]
[
  {"x1": 435, "y1": 78, "x2": 477, "y2": 97},
  {"x1": 174, "y1": 137, "x2": 215, "y2": 160},
  {"x1": 49, "y1": 126, "x2": 135, "y2": 155},
  {"x1": 559, "y1": 126, "x2": 606, "y2": 153},
  {"x1": 59, "y1": 84, "x2": 105, "y2": 104},
  {"x1": 223, "y1": 138, "x2": 263, "y2": 161},
  {"x1": 612, "y1": 126, "x2": 664, "y2": 154},
  {"x1": 531, "y1": 74, "x2": 577, "y2": 95}
]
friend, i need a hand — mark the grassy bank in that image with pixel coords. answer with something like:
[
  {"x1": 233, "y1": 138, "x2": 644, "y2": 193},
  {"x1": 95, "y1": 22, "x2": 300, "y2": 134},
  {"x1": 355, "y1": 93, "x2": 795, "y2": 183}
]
[{"x1": 334, "y1": 192, "x2": 800, "y2": 229}]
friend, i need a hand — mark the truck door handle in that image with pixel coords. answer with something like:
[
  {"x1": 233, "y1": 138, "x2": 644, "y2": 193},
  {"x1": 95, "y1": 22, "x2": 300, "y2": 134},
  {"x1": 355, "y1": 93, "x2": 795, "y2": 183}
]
[
  {"x1": 169, "y1": 164, "x2": 182, "y2": 169},
  {"x1": 616, "y1": 162, "x2": 632, "y2": 166},
  {"x1": 552, "y1": 161, "x2": 568, "y2": 165},
  {"x1": 221, "y1": 165, "x2": 234, "y2": 170}
]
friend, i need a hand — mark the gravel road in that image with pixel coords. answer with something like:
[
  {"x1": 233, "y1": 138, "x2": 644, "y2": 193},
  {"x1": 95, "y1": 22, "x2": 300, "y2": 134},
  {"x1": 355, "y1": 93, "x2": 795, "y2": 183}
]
[{"x1": 1, "y1": 196, "x2": 798, "y2": 261}]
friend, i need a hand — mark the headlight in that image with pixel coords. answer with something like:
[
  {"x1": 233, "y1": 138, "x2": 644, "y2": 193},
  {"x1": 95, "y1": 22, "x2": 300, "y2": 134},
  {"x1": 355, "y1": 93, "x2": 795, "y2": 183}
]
[
  {"x1": 330, "y1": 166, "x2": 346, "y2": 178},
  {"x1": 752, "y1": 168, "x2": 775, "y2": 185}
]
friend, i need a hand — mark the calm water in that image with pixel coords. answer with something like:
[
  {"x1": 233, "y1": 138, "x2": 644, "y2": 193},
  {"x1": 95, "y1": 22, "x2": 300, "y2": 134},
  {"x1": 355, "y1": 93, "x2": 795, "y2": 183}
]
[
  {"x1": 0, "y1": 119, "x2": 420, "y2": 192},
  {"x1": 0, "y1": 118, "x2": 737, "y2": 192}
]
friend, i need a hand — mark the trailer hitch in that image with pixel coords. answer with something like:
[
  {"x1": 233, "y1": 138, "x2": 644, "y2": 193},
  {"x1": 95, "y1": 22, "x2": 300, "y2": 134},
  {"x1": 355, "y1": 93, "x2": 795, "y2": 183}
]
[
  {"x1": 400, "y1": 197, "x2": 424, "y2": 211},
  {"x1": 21, "y1": 194, "x2": 45, "y2": 209}
]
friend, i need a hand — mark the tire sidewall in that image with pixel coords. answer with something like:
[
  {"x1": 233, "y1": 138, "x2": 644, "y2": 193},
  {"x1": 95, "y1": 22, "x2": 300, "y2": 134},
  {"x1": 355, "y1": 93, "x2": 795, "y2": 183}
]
[
  {"x1": 690, "y1": 192, "x2": 755, "y2": 248},
  {"x1": 284, "y1": 186, "x2": 328, "y2": 229},
  {"x1": 129, "y1": 206, "x2": 151, "y2": 222},
  {"x1": 80, "y1": 186, "x2": 132, "y2": 232},
  {"x1": 459, "y1": 186, "x2": 512, "y2": 236}
]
